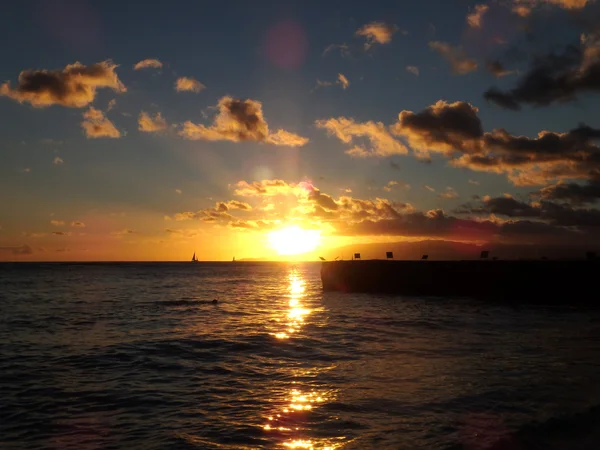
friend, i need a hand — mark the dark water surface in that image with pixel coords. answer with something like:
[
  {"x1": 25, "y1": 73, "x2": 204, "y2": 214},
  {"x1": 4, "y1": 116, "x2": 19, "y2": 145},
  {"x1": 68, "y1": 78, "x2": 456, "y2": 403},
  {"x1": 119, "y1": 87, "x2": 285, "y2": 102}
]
[{"x1": 2, "y1": 262, "x2": 600, "y2": 449}]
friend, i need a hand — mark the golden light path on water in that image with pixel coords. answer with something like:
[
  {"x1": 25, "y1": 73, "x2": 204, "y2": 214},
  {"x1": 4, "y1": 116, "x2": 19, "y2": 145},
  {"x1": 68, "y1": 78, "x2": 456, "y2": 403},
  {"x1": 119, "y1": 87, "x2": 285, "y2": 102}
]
[{"x1": 264, "y1": 269, "x2": 346, "y2": 449}]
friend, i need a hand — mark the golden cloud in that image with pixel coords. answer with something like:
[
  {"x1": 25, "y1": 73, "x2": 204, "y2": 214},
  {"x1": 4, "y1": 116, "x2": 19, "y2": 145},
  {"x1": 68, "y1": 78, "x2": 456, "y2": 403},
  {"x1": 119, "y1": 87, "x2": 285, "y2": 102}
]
[
  {"x1": 467, "y1": 4, "x2": 489, "y2": 28},
  {"x1": 133, "y1": 59, "x2": 163, "y2": 70},
  {"x1": 355, "y1": 22, "x2": 398, "y2": 49},
  {"x1": 81, "y1": 107, "x2": 120, "y2": 139},
  {"x1": 138, "y1": 111, "x2": 167, "y2": 133},
  {"x1": 0, "y1": 60, "x2": 125, "y2": 108},
  {"x1": 175, "y1": 76, "x2": 205, "y2": 93},
  {"x1": 179, "y1": 96, "x2": 308, "y2": 147},
  {"x1": 315, "y1": 117, "x2": 407, "y2": 157}
]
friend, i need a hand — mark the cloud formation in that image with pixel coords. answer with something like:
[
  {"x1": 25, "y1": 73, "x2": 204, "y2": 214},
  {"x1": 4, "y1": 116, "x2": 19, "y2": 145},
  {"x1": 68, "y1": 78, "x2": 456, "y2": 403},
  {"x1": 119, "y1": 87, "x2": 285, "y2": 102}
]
[
  {"x1": 175, "y1": 76, "x2": 205, "y2": 93},
  {"x1": 53, "y1": 156, "x2": 64, "y2": 165},
  {"x1": 0, "y1": 60, "x2": 125, "y2": 108},
  {"x1": 467, "y1": 4, "x2": 489, "y2": 28},
  {"x1": 315, "y1": 117, "x2": 407, "y2": 157},
  {"x1": 133, "y1": 59, "x2": 163, "y2": 70},
  {"x1": 356, "y1": 22, "x2": 398, "y2": 49},
  {"x1": 180, "y1": 96, "x2": 308, "y2": 147},
  {"x1": 484, "y1": 38, "x2": 600, "y2": 109},
  {"x1": 138, "y1": 111, "x2": 168, "y2": 132},
  {"x1": 429, "y1": 41, "x2": 478, "y2": 74},
  {"x1": 81, "y1": 107, "x2": 120, "y2": 138},
  {"x1": 386, "y1": 100, "x2": 600, "y2": 187},
  {"x1": 337, "y1": 73, "x2": 350, "y2": 89},
  {"x1": 512, "y1": 0, "x2": 592, "y2": 16},
  {"x1": 391, "y1": 100, "x2": 483, "y2": 158}
]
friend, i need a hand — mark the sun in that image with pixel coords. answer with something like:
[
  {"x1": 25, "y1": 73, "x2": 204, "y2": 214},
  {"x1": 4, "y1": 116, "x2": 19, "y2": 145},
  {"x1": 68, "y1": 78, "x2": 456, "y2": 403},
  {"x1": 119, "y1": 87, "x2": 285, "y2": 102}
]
[{"x1": 268, "y1": 226, "x2": 321, "y2": 256}]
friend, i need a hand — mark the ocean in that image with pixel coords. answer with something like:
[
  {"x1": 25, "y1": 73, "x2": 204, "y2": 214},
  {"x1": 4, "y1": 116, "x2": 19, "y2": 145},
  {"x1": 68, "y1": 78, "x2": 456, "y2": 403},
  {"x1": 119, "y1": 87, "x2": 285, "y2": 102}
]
[{"x1": 1, "y1": 262, "x2": 600, "y2": 449}]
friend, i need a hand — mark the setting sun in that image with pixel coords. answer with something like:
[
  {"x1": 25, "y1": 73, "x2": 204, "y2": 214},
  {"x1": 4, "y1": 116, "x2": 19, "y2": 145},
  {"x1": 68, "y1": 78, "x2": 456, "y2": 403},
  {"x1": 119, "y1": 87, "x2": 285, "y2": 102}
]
[{"x1": 267, "y1": 226, "x2": 321, "y2": 255}]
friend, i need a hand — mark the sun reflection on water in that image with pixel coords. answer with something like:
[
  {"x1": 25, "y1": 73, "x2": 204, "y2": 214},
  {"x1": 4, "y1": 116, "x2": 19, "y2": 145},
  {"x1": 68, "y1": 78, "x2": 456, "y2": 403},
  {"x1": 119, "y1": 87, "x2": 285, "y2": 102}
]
[
  {"x1": 272, "y1": 271, "x2": 310, "y2": 340},
  {"x1": 263, "y1": 268, "x2": 346, "y2": 449}
]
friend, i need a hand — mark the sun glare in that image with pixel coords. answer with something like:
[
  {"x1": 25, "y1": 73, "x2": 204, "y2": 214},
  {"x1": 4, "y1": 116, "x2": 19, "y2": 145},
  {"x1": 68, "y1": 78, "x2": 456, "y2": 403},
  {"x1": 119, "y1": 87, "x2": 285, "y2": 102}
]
[{"x1": 268, "y1": 226, "x2": 321, "y2": 255}]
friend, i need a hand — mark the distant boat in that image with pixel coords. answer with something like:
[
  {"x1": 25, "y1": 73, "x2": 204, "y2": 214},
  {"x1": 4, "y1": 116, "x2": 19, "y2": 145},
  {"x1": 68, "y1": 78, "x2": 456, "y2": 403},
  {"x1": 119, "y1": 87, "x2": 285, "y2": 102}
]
[{"x1": 191, "y1": 252, "x2": 198, "y2": 263}]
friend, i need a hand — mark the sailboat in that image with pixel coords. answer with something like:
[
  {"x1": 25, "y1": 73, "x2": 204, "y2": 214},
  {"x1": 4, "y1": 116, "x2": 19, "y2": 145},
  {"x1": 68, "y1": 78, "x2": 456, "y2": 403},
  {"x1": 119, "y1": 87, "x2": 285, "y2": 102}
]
[{"x1": 191, "y1": 252, "x2": 198, "y2": 263}]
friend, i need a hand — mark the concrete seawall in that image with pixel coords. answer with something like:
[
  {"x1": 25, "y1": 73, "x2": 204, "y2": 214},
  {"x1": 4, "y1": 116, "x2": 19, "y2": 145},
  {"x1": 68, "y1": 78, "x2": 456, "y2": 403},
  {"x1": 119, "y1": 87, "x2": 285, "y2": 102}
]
[{"x1": 321, "y1": 260, "x2": 599, "y2": 304}]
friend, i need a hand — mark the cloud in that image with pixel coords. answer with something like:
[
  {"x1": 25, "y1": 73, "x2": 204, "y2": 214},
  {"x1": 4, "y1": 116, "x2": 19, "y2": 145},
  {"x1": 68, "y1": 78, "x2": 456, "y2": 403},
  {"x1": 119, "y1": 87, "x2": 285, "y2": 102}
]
[
  {"x1": 467, "y1": 4, "x2": 489, "y2": 28},
  {"x1": 313, "y1": 74, "x2": 350, "y2": 91},
  {"x1": 337, "y1": 73, "x2": 350, "y2": 89},
  {"x1": 175, "y1": 189, "x2": 182, "y2": 195},
  {"x1": 423, "y1": 185, "x2": 436, "y2": 192},
  {"x1": 81, "y1": 107, "x2": 120, "y2": 138},
  {"x1": 486, "y1": 61, "x2": 514, "y2": 77},
  {"x1": 356, "y1": 22, "x2": 399, "y2": 49},
  {"x1": 406, "y1": 66, "x2": 420, "y2": 76},
  {"x1": 458, "y1": 194, "x2": 600, "y2": 228},
  {"x1": 21, "y1": 168, "x2": 31, "y2": 173},
  {"x1": 429, "y1": 41, "x2": 478, "y2": 75},
  {"x1": 512, "y1": 0, "x2": 592, "y2": 15},
  {"x1": 138, "y1": 111, "x2": 167, "y2": 133},
  {"x1": 107, "y1": 99, "x2": 117, "y2": 111},
  {"x1": 315, "y1": 117, "x2": 407, "y2": 157},
  {"x1": 391, "y1": 100, "x2": 483, "y2": 158},
  {"x1": 390, "y1": 100, "x2": 600, "y2": 187},
  {"x1": 53, "y1": 156, "x2": 64, "y2": 165},
  {"x1": 71, "y1": 221, "x2": 85, "y2": 228},
  {"x1": 0, "y1": 245, "x2": 33, "y2": 255},
  {"x1": 133, "y1": 59, "x2": 163, "y2": 70},
  {"x1": 168, "y1": 178, "x2": 600, "y2": 245},
  {"x1": 175, "y1": 76, "x2": 205, "y2": 93},
  {"x1": 323, "y1": 43, "x2": 352, "y2": 58},
  {"x1": 265, "y1": 129, "x2": 310, "y2": 147},
  {"x1": 484, "y1": 38, "x2": 600, "y2": 109},
  {"x1": 0, "y1": 60, "x2": 125, "y2": 108},
  {"x1": 469, "y1": 179, "x2": 481, "y2": 185},
  {"x1": 50, "y1": 220, "x2": 65, "y2": 226},
  {"x1": 179, "y1": 96, "x2": 308, "y2": 147},
  {"x1": 52, "y1": 231, "x2": 71, "y2": 236},
  {"x1": 216, "y1": 200, "x2": 252, "y2": 211},
  {"x1": 539, "y1": 180, "x2": 600, "y2": 204},
  {"x1": 233, "y1": 179, "x2": 297, "y2": 197},
  {"x1": 383, "y1": 180, "x2": 410, "y2": 191},
  {"x1": 314, "y1": 79, "x2": 333, "y2": 90},
  {"x1": 439, "y1": 187, "x2": 459, "y2": 199},
  {"x1": 111, "y1": 229, "x2": 136, "y2": 235}
]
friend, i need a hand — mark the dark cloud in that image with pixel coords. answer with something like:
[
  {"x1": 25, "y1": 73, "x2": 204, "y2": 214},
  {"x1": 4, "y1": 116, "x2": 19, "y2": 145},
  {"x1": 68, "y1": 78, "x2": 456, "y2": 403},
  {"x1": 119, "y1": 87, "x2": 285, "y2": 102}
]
[
  {"x1": 458, "y1": 195, "x2": 600, "y2": 227},
  {"x1": 335, "y1": 209, "x2": 582, "y2": 244},
  {"x1": 391, "y1": 100, "x2": 600, "y2": 186},
  {"x1": 483, "y1": 41, "x2": 600, "y2": 109},
  {"x1": 180, "y1": 96, "x2": 308, "y2": 147},
  {"x1": 308, "y1": 188, "x2": 339, "y2": 211},
  {"x1": 539, "y1": 179, "x2": 600, "y2": 204},
  {"x1": 391, "y1": 101, "x2": 483, "y2": 157},
  {"x1": 0, "y1": 60, "x2": 125, "y2": 108}
]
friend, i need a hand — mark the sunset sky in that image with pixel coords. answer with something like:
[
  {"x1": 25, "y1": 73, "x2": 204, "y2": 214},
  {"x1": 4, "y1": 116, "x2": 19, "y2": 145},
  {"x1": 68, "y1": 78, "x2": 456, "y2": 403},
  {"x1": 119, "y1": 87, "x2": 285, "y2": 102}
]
[{"x1": 2, "y1": 0, "x2": 600, "y2": 261}]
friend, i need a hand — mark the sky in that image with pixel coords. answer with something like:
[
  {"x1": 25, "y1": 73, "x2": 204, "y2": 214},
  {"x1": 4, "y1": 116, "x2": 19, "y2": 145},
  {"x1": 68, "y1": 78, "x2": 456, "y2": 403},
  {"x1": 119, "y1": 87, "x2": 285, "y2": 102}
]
[{"x1": 2, "y1": 0, "x2": 600, "y2": 261}]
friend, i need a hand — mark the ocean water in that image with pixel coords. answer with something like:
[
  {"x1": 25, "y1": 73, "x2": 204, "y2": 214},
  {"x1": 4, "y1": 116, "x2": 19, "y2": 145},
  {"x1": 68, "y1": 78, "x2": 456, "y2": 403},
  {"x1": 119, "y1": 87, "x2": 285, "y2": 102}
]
[{"x1": 1, "y1": 262, "x2": 600, "y2": 450}]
